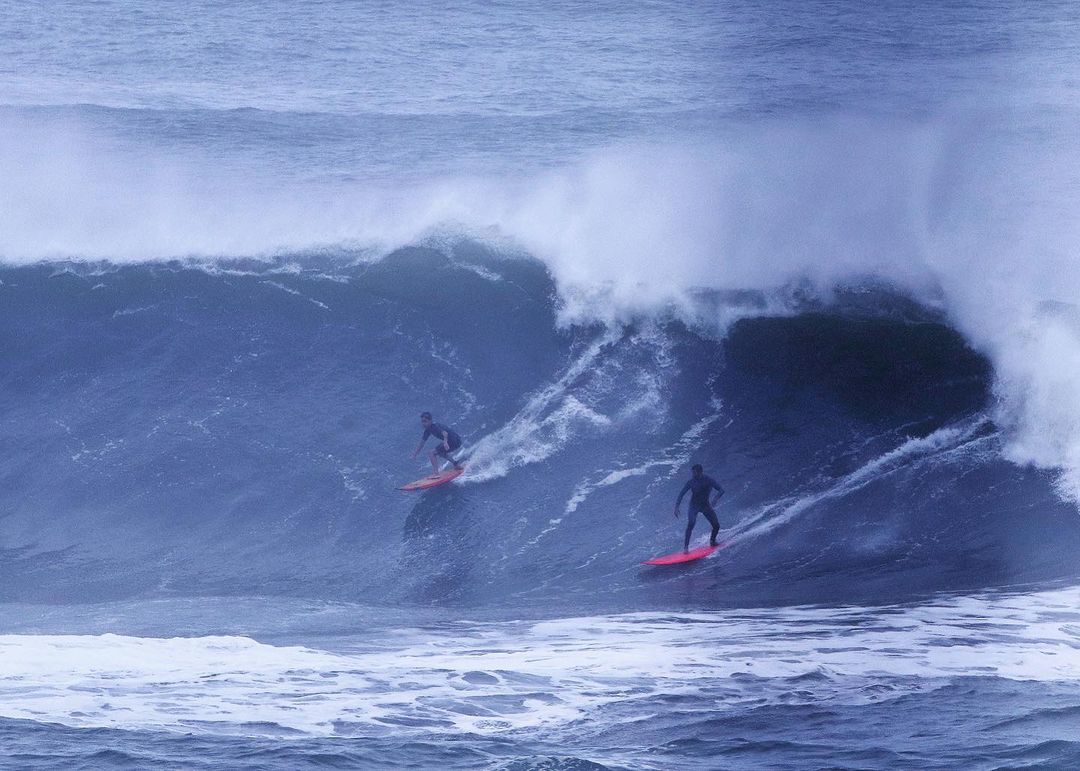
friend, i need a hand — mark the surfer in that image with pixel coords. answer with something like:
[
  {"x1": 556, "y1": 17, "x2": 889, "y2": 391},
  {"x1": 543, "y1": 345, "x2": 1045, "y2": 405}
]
[
  {"x1": 673, "y1": 464, "x2": 724, "y2": 552},
  {"x1": 412, "y1": 412, "x2": 463, "y2": 473}
]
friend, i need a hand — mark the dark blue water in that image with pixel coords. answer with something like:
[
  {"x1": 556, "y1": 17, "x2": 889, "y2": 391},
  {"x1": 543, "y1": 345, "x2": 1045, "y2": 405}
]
[{"x1": 3, "y1": 1, "x2": 1080, "y2": 768}]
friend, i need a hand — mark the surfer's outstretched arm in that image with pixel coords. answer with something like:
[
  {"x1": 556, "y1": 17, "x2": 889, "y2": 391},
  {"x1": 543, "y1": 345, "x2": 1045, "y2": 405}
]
[
  {"x1": 710, "y1": 480, "x2": 725, "y2": 506},
  {"x1": 411, "y1": 438, "x2": 426, "y2": 459},
  {"x1": 673, "y1": 481, "x2": 691, "y2": 517}
]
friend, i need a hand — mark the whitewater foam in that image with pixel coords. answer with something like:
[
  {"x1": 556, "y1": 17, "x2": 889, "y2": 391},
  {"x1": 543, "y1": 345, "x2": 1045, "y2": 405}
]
[
  {"x1": 461, "y1": 331, "x2": 621, "y2": 482},
  {"x1": 4, "y1": 586, "x2": 1080, "y2": 739}
]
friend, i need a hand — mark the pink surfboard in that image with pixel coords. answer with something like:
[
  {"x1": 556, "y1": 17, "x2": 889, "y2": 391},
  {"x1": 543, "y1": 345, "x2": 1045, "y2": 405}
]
[
  {"x1": 399, "y1": 466, "x2": 465, "y2": 491},
  {"x1": 643, "y1": 543, "x2": 725, "y2": 566}
]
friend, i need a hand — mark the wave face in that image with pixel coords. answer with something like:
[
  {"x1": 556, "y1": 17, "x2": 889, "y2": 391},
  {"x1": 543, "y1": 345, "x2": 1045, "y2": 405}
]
[
  {"x1": 3, "y1": 248, "x2": 1078, "y2": 612},
  {"x1": 2, "y1": 3, "x2": 1080, "y2": 513}
]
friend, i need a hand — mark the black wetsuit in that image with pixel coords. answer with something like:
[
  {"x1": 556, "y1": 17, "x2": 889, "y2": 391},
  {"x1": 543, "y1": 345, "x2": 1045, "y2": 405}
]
[
  {"x1": 676, "y1": 474, "x2": 724, "y2": 550},
  {"x1": 423, "y1": 422, "x2": 462, "y2": 459}
]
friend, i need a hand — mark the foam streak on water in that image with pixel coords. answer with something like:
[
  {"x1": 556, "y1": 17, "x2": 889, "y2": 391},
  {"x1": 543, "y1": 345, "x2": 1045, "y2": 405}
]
[{"x1": 732, "y1": 416, "x2": 997, "y2": 542}]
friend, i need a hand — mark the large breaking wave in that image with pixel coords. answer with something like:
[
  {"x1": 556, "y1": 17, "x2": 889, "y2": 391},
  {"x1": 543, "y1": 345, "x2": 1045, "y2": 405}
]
[
  {"x1": 2, "y1": 240, "x2": 1079, "y2": 612},
  {"x1": 3, "y1": 99, "x2": 1080, "y2": 612},
  {"x1": 4, "y1": 104, "x2": 1080, "y2": 504}
]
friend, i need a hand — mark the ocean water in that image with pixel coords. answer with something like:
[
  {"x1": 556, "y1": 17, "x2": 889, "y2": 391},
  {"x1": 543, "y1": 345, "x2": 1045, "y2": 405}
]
[{"x1": 3, "y1": 1, "x2": 1080, "y2": 768}]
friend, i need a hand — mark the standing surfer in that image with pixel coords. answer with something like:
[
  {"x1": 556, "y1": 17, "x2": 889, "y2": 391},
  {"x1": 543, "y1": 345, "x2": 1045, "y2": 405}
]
[
  {"x1": 413, "y1": 412, "x2": 464, "y2": 473},
  {"x1": 673, "y1": 463, "x2": 725, "y2": 552}
]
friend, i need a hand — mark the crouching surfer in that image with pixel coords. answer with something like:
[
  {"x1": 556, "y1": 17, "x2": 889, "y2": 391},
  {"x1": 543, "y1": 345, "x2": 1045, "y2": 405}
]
[
  {"x1": 412, "y1": 411, "x2": 463, "y2": 473},
  {"x1": 673, "y1": 463, "x2": 725, "y2": 552}
]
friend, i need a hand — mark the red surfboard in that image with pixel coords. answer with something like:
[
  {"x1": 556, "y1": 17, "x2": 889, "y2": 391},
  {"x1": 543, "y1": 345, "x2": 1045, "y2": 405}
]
[
  {"x1": 399, "y1": 466, "x2": 465, "y2": 491},
  {"x1": 643, "y1": 543, "x2": 724, "y2": 566}
]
